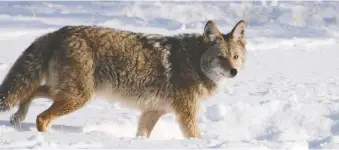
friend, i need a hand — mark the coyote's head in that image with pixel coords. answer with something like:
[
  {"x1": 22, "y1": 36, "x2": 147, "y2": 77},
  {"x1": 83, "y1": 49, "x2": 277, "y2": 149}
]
[{"x1": 200, "y1": 20, "x2": 247, "y2": 82}]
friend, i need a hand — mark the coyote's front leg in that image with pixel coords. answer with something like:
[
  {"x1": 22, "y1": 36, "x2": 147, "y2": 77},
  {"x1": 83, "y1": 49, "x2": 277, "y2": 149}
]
[
  {"x1": 136, "y1": 111, "x2": 165, "y2": 138},
  {"x1": 174, "y1": 92, "x2": 200, "y2": 138}
]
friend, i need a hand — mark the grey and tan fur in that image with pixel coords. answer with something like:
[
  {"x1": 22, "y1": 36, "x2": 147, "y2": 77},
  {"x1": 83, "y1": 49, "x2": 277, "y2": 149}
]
[{"x1": 0, "y1": 20, "x2": 247, "y2": 138}]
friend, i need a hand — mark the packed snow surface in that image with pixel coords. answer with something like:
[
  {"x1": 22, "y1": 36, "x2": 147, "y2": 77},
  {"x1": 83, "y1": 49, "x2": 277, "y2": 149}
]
[{"x1": 0, "y1": 1, "x2": 339, "y2": 149}]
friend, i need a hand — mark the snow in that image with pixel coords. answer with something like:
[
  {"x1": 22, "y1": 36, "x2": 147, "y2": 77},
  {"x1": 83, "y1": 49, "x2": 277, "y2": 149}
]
[{"x1": 0, "y1": 1, "x2": 339, "y2": 149}]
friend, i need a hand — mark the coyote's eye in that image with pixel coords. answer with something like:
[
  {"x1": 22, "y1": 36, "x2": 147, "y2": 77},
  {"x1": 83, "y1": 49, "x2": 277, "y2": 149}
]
[{"x1": 233, "y1": 55, "x2": 239, "y2": 59}]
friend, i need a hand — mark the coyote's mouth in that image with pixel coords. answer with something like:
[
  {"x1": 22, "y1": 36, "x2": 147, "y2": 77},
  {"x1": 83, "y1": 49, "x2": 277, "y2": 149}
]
[{"x1": 220, "y1": 72, "x2": 235, "y2": 78}]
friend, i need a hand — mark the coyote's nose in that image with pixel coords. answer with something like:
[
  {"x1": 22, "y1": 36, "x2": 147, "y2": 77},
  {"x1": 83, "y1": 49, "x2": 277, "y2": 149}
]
[{"x1": 230, "y1": 69, "x2": 237, "y2": 76}]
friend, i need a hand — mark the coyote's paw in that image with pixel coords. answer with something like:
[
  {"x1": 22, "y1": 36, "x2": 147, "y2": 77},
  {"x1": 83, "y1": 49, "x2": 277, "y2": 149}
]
[{"x1": 10, "y1": 114, "x2": 24, "y2": 128}]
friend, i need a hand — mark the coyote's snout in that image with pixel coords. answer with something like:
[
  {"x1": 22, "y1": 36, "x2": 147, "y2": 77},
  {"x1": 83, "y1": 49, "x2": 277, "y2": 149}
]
[{"x1": 0, "y1": 20, "x2": 246, "y2": 138}]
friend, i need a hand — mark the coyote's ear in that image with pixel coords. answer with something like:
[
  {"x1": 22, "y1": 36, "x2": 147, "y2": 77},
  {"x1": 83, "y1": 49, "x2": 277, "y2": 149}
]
[
  {"x1": 203, "y1": 20, "x2": 223, "y2": 43},
  {"x1": 231, "y1": 20, "x2": 246, "y2": 46}
]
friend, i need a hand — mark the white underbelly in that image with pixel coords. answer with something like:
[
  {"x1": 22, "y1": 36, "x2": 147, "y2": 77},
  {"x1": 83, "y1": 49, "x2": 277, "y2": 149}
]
[{"x1": 95, "y1": 84, "x2": 174, "y2": 112}]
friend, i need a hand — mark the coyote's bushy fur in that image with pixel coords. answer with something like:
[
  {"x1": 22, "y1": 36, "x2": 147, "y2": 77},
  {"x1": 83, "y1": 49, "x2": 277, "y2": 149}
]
[{"x1": 0, "y1": 20, "x2": 246, "y2": 138}]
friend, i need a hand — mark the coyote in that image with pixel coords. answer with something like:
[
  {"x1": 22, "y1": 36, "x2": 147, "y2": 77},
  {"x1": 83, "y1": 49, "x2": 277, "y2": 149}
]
[{"x1": 0, "y1": 20, "x2": 246, "y2": 138}]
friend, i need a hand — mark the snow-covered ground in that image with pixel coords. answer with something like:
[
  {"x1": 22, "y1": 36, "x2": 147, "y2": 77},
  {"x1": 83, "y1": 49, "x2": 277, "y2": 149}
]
[{"x1": 0, "y1": 1, "x2": 339, "y2": 149}]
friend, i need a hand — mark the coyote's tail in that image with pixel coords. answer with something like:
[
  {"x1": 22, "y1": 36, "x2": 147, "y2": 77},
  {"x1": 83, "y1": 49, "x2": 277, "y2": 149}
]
[{"x1": 0, "y1": 35, "x2": 54, "y2": 111}]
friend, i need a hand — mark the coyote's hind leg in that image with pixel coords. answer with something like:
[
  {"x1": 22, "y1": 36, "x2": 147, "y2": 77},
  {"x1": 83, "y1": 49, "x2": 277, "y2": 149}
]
[{"x1": 10, "y1": 85, "x2": 51, "y2": 127}]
